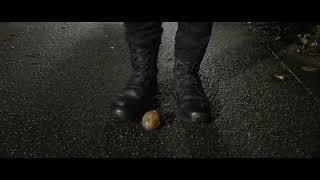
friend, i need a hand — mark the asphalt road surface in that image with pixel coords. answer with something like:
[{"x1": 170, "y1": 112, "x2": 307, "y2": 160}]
[{"x1": 1, "y1": 22, "x2": 320, "y2": 158}]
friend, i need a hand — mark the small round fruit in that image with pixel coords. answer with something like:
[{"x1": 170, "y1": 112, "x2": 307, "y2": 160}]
[{"x1": 142, "y1": 110, "x2": 160, "y2": 131}]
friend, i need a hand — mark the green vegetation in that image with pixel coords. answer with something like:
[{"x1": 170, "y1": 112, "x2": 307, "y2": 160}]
[{"x1": 298, "y1": 25, "x2": 320, "y2": 49}]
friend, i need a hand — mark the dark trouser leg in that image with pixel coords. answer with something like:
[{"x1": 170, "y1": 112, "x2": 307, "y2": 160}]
[
  {"x1": 112, "y1": 22, "x2": 163, "y2": 121},
  {"x1": 174, "y1": 22, "x2": 213, "y2": 122}
]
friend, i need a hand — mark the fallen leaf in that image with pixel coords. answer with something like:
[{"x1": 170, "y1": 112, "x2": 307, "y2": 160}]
[
  {"x1": 301, "y1": 66, "x2": 318, "y2": 72},
  {"x1": 310, "y1": 42, "x2": 318, "y2": 47},
  {"x1": 273, "y1": 74, "x2": 286, "y2": 81}
]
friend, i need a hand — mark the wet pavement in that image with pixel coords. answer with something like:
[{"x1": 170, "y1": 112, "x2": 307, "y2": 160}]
[{"x1": 1, "y1": 22, "x2": 320, "y2": 158}]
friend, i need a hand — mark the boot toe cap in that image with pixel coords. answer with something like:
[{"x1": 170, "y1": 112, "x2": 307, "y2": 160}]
[
  {"x1": 185, "y1": 111, "x2": 211, "y2": 123},
  {"x1": 178, "y1": 102, "x2": 212, "y2": 123},
  {"x1": 112, "y1": 106, "x2": 139, "y2": 121}
]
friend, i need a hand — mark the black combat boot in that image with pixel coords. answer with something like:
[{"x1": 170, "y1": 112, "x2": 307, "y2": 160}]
[
  {"x1": 174, "y1": 22, "x2": 213, "y2": 123},
  {"x1": 112, "y1": 22, "x2": 163, "y2": 121}
]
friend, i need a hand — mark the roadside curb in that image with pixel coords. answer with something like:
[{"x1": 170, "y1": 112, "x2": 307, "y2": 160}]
[{"x1": 247, "y1": 23, "x2": 320, "y2": 105}]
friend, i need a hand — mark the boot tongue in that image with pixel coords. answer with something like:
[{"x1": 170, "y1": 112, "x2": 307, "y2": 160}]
[
  {"x1": 124, "y1": 71, "x2": 156, "y2": 99},
  {"x1": 128, "y1": 71, "x2": 155, "y2": 86},
  {"x1": 181, "y1": 72, "x2": 203, "y2": 90}
]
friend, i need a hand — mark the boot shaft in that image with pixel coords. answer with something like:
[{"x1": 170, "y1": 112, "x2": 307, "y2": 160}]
[
  {"x1": 123, "y1": 22, "x2": 213, "y2": 94},
  {"x1": 173, "y1": 22, "x2": 213, "y2": 99},
  {"x1": 174, "y1": 22, "x2": 213, "y2": 69},
  {"x1": 124, "y1": 22, "x2": 213, "y2": 74},
  {"x1": 124, "y1": 22, "x2": 163, "y2": 74}
]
